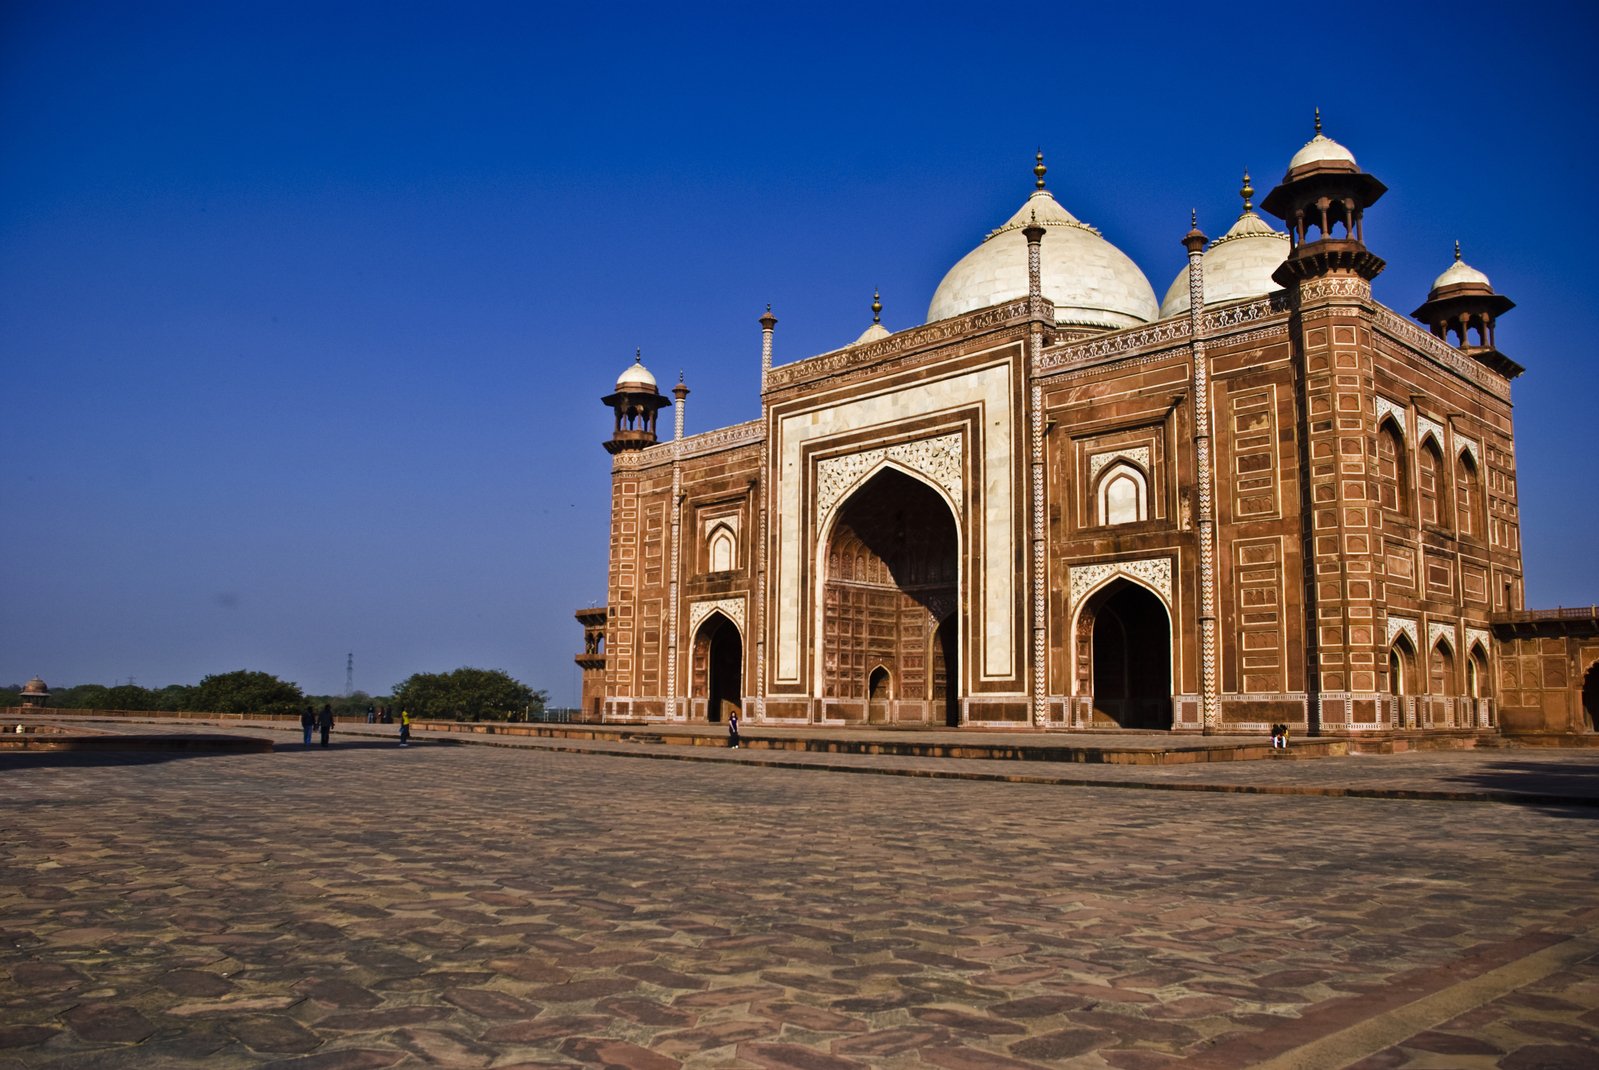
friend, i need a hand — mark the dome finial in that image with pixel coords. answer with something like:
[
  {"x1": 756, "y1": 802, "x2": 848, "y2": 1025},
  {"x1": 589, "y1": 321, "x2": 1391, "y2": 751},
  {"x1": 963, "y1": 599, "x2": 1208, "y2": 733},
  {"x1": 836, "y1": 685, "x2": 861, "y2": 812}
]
[
  {"x1": 1314, "y1": 107, "x2": 1322, "y2": 135},
  {"x1": 1034, "y1": 148, "x2": 1047, "y2": 190},
  {"x1": 1454, "y1": 240, "x2": 1462, "y2": 262},
  {"x1": 872, "y1": 288, "x2": 882, "y2": 324},
  {"x1": 1240, "y1": 169, "x2": 1254, "y2": 214}
]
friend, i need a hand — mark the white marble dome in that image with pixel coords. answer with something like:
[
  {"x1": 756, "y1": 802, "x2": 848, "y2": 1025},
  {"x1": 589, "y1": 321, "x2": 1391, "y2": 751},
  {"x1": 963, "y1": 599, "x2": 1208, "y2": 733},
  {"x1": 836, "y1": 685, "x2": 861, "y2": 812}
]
[
  {"x1": 1287, "y1": 132, "x2": 1357, "y2": 172},
  {"x1": 1429, "y1": 254, "x2": 1493, "y2": 294},
  {"x1": 1160, "y1": 205, "x2": 1289, "y2": 318},
  {"x1": 927, "y1": 185, "x2": 1158, "y2": 331},
  {"x1": 614, "y1": 354, "x2": 658, "y2": 393}
]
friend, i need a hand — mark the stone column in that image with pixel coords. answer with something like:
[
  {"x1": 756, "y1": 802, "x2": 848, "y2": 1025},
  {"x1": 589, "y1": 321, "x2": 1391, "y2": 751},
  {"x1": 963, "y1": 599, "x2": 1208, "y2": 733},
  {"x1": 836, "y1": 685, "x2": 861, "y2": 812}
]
[
  {"x1": 1183, "y1": 217, "x2": 1221, "y2": 733},
  {"x1": 667, "y1": 376, "x2": 689, "y2": 720},
  {"x1": 757, "y1": 307, "x2": 776, "y2": 720},
  {"x1": 1025, "y1": 219, "x2": 1048, "y2": 728}
]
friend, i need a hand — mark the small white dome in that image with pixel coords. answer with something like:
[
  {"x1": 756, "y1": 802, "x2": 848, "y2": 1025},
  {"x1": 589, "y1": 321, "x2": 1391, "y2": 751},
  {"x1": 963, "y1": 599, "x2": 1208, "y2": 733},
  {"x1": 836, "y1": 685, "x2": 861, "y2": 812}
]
[
  {"x1": 1287, "y1": 132, "x2": 1357, "y2": 172},
  {"x1": 928, "y1": 188, "x2": 1158, "y2": 330},
  {"x1": 853, "y1": 322, "x2": 891, "y2": 345},
  {"x1": 1160, "y1": 210, "x2": 1289, "y2": 318},
  {"x1": 1430, "y1": 256, "x2": 1492, "y2": 293},
  {"x1": 614, "y1": 355, "x2": 658, "y2": 393}
]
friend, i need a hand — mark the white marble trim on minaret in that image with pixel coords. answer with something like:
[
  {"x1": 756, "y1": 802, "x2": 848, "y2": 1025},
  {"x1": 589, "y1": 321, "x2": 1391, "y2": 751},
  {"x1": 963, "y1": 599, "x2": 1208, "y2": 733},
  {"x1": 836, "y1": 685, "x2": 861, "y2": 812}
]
[
  {"x1": 1183, "y1": 216, "x2": 1220, "y2": 733},
  {"x1": 667, "y1": 378, "x2": 687, "y2": 720},
  {"x1": 756, "y1": 308, "x2": 775, "y2": 721},
  {"x1": 1025, "y1": 217, "x2": 1048, "y2": 727}
]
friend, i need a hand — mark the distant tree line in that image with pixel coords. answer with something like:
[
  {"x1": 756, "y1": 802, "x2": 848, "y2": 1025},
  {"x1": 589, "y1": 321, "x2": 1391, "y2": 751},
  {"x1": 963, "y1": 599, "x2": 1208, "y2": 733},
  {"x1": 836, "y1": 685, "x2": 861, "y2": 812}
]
[{"x1": 2, "y1": 667, "x2": 547, "y2": 722}]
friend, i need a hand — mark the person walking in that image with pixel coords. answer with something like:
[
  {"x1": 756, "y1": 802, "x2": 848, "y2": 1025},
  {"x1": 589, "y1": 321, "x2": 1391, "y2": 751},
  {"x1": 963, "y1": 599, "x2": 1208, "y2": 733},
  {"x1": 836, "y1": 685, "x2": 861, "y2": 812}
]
[
  {"x1": 399, "y1": 708, "x2": 411, "y2": 747},
  {"x1": 318, "y1": 703, "x2": 333, "y2": 748},
  {"x1": 301, "y1": 705, "x2": 315, "y2": 747},
  {"x1": 728, "y1": 712, "x2": 740, "y2": 749}
]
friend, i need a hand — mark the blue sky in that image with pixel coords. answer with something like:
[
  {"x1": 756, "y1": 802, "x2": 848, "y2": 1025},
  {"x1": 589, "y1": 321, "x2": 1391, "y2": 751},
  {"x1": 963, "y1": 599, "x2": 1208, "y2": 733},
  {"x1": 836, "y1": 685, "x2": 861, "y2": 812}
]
[{"x1": 3, "y1": 1, "x2": 1596, "y2": 703}]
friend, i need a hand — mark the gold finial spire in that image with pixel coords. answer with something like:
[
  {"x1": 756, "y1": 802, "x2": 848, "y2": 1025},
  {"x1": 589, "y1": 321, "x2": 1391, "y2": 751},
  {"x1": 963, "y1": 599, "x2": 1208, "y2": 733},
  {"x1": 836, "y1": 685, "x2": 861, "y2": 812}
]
[
  {"x1": 1454, "y1": 240, "x2": 1462, "y2": 261},
  {"x1": 635, "y1": 346, "x2": 642, "y2": 362},
  {"x1": 1034, "y1": 149, "x2": 1047, "y2": 190},
  {"x1": 1314, "y1": 107, "x2": 1322, "y2": 135},
  {"x1": 871, "y1": 289, "x2": 881, "y2": 324},
  {"x1": 1240, "y1": 169, "x2": 1254, "y2": 213},
  {"x1": 1190, "y1": 208, "x2": 1197, "y2": 227},
  {"x1": 766, "y1": 302, "x2": 771, "y2": 312}
]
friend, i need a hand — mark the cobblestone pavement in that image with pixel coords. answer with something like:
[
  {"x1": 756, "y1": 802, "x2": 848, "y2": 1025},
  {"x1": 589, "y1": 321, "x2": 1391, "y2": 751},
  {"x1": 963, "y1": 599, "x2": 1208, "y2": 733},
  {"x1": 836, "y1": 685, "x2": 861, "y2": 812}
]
[{"x1": 3, "y1": 741, "x2": 1597, "y2": 1068}]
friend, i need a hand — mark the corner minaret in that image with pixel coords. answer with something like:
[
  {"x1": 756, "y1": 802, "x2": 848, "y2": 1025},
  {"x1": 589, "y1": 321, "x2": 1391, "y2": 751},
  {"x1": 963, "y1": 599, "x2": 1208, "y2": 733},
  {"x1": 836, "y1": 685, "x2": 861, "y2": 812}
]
[
  {"x1": 1411, "y1": 242, "x2": 1522, "y2": 378},
  {"x1": 602, "y1": 350, "x2": 670, "y2": 454},
  {"x1": 1261, "y1": 111, "x2": 1388, "y2": 287},
  {"x1": 1263, "y1": 115, "x2": 1391, "y2": 736}
]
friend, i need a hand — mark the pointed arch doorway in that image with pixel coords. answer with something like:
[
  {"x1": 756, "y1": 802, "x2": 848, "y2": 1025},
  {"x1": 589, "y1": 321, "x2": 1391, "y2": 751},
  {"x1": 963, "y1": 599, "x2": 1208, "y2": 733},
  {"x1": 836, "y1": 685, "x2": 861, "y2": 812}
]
[
  {"x1": 1079, "y1": 577, "x2": 1173, "y2": 729},
  {"x1": 693, "y1": 612, "x2": 742, "y2": 723},
  {"x1": 820, "y1": 466, "x2": 960, "y2": 724}
]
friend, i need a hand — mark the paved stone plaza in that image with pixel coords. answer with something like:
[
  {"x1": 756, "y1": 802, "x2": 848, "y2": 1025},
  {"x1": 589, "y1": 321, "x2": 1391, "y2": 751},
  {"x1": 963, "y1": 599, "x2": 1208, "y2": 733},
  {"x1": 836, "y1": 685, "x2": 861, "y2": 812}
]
[{"x1": 3, "y1": 737, "x2": 1597, "y2": 1068}]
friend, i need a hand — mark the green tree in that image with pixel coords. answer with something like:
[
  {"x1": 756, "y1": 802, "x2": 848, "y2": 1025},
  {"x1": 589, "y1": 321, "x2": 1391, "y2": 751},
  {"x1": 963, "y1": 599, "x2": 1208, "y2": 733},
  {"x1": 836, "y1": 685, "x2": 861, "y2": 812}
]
[
  {"x1": 191, "y1": 670, "x2": 304, "y2": 714},
  {"x1": 154, "y1": 683, "x2": 197, "y2": 711},
  {"x1": 391, "y1": 668, "x2": 544, "y2": 722},
  {"x1": 53, "y1": 684, "x2": 113, "y2": 710}
]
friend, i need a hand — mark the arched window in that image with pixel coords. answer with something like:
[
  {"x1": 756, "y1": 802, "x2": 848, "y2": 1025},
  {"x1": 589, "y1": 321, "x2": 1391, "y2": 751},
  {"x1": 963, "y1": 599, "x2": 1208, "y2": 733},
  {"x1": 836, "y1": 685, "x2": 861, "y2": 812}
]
[
  {"x1": 1096, "y1": 462, "x2": 1148, "y2": 526},
  {"x1": 1389, "y1": 635, "x2": 1416, "y2": 696},
  {"x1": 708, "y1": 525, "x2": 736, "y2": 572},
  {"x1": 1456, "y1": 452, "x2": 1481, "y2": 539},
  {"x1": 1377, "y1": 419, "x2": 1408, "y2": 518},
  {"x1": 1429, "y1": 638, "x2": 1456, "y2": 696},
  {"x1": 1418, "y1": 439, "x2": 1446, "y2": 530},
  {"x1": 1467, "y1": 642, "x2": 1490, "y2": 701}
]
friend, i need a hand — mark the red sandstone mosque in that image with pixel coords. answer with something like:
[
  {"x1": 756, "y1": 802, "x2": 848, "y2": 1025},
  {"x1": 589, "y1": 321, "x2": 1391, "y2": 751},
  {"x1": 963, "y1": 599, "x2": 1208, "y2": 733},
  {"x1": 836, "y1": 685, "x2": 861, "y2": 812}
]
[{"x1": 577, "y1": 118, "x2": 1598, "y2": 740}]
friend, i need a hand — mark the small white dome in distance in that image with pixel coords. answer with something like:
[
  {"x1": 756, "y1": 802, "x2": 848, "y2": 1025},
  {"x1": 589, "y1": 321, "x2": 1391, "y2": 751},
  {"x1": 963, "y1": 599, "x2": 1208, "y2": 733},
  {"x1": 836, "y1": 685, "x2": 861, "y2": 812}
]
[
  {"x1": 1430, "y1": 244, "x2": 1493, "y2": 293},
  {"x1": 927, "y1": 152, "x2": 1159, "y2": 331},
  {"x1": 853, "y1": 290, "x2": 892, "y2": 345},
  {"x1": 615, "y1": 351, "x2": 658, "y2": 393},
  {"x1": 1160, "y1": 172, "x2": 1290, "y2": 318}
]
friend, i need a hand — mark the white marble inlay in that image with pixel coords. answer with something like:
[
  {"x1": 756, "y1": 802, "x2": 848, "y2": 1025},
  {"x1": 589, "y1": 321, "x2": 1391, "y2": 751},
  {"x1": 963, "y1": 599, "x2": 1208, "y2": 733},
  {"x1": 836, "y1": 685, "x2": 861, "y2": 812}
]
[
  {"x1": 1386, "y1": 615, "x2": 1418, "y2": 647},
  {"x1": 689, "y1": 597, "x2": 746, "y2": 638},
  {"x1": 1428, "y1": 620, "x2": 1455, "y2": 651},
  {"x1": 1465, "y1": 626, "x2": 1491, "y2": 655},
  {"x1": 1456, "y1": 434, "x2": 1481, "y2": 467},
  {"x1": 815, "y1": 433, "x2": 964, "y2": 527},
  {"x1": 1088, "y1": 445, "x2": 1151, "y2": 482},
  {"x1": 1069, "y1": 557, "x2": 1173, "y2": 611},
  {"x1": 1374, "y1": 396, "x2": 1406, "y2": 433},
  {"x1": 775, "y1": 356, "x2": 1015, "y2": 683},
  {"x1": 1416, "y1": 414, "x2": 1445, "y2": 449}
]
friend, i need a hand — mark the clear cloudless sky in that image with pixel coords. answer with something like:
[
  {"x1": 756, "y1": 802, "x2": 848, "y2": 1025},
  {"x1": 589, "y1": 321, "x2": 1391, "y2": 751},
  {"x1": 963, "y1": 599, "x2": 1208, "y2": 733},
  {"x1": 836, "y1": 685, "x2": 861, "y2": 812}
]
[{"x1": 3, "y1": 1, "x2": 1596, "y2": 704}]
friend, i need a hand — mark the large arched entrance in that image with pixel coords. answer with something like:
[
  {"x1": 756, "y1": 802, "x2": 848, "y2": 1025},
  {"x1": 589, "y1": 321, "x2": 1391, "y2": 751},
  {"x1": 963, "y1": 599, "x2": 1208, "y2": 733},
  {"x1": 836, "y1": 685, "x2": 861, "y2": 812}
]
[
  {"x1": 820, "y1": 467, "x2": 959, "y2": 724},
  {"x1": 1080, "y1": 578, "x2": 1172, "y2": 729},
  {"x1": 692, "y1": 613, "x2": 742, "y2": 723}
]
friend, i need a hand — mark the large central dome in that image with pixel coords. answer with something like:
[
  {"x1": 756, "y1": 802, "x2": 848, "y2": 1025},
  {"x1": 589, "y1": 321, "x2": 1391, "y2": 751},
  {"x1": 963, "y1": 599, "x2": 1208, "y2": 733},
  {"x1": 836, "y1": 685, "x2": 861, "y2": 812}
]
[{"x1": 927, "y1": 161, "x2": 1158, "y2": 330}]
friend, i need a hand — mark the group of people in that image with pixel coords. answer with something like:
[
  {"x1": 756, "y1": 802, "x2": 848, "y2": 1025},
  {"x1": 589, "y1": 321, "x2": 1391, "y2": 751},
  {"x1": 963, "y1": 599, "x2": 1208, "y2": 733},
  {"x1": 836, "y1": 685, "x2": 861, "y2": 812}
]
[
  {"x1": 1269, "y1": 722, "x2": 1291, "y2": 749},
  {"x1": 299, "y1": 705, "x2": 412, "y2": 747},
  {"x1": 300, "y1": 704, "x2": 333, "y2": 747}
]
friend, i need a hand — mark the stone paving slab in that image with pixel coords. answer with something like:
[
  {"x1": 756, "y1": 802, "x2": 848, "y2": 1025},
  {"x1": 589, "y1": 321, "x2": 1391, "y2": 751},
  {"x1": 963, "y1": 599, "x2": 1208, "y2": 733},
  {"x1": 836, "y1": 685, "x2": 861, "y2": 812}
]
[
  {"x1": 64, "y1": 717, "x2": 1599, "y2": 807},
  {"x1": 2, "y1": 739, "x2": 1597, "y2": 1068}
]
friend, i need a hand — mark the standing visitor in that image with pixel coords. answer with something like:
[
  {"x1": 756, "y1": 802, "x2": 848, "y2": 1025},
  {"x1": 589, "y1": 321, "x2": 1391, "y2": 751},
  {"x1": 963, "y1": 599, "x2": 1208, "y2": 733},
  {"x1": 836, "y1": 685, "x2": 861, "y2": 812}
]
[
  {"x1": 399, "y1": 708, "x2": 411, "y2": 747},
  {"x1": 318, "y1": 703, "x2": 333, "y2": 748},
  {"x1": 728, "y1": 712, "x2": 740, "y2": 749},
  {"x1": 301, "y1": 705, "x2": 315, "y2": 747}
]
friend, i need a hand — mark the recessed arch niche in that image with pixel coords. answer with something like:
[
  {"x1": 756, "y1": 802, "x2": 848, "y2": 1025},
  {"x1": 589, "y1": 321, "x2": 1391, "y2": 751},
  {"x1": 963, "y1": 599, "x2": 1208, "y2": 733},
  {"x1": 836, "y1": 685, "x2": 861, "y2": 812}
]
[{"x1": 816, "y1": 466, "x2": 960, "y2": 724}]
